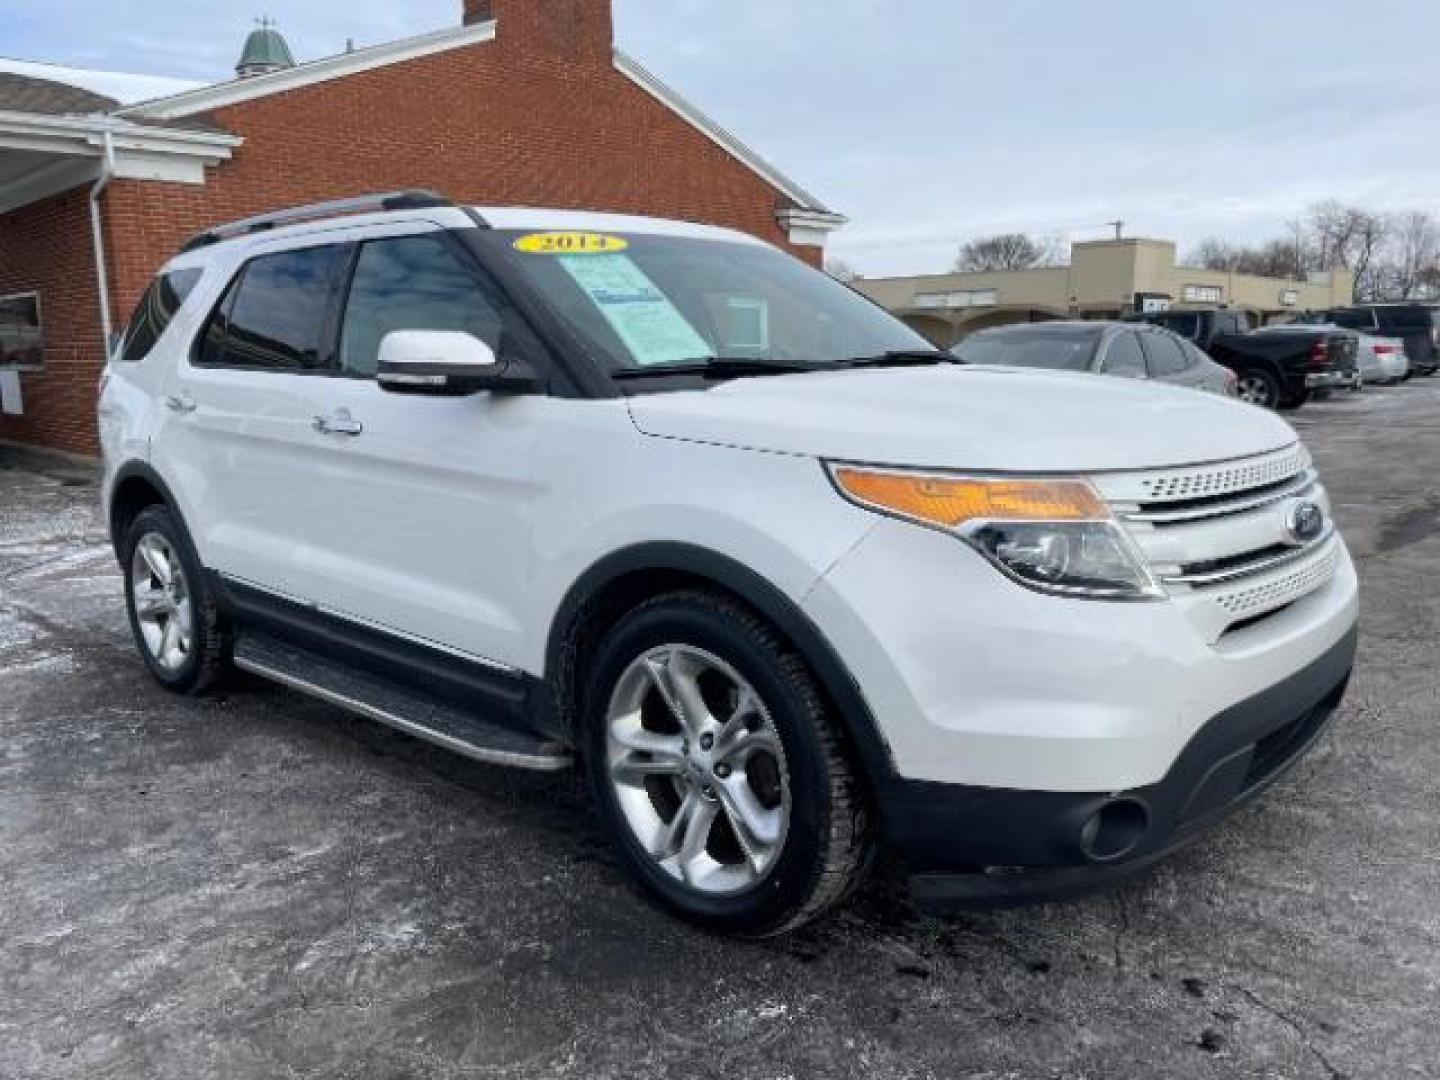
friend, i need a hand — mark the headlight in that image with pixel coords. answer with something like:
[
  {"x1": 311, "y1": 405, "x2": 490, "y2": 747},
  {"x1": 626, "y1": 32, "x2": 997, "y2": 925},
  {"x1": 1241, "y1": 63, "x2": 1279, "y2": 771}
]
[{"x1": 828, "y1": 465, "x2": 1163, "y2": 601}]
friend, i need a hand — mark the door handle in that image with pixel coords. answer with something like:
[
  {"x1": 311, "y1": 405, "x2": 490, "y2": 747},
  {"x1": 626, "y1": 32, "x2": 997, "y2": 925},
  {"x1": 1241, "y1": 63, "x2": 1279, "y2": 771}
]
[
  {"x1": 313, "y1": 409, "x2": 364, "y2": 437},
  {"x1": 164, "y1": 393, "x2": 197, "y2": 414}
]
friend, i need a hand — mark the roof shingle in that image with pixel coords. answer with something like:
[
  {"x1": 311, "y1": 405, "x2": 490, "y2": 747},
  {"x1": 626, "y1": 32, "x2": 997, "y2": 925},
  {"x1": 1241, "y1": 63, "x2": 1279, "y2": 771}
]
[{"x1": 0, "y1": 72, "x2": 118, "y2": 115}]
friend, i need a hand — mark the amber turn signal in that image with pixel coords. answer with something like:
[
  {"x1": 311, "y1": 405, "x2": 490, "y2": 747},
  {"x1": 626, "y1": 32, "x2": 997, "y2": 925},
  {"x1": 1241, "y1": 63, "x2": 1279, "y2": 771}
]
[{"x1": 831, "y1": 468, "x2": 1108, "y2": 529}]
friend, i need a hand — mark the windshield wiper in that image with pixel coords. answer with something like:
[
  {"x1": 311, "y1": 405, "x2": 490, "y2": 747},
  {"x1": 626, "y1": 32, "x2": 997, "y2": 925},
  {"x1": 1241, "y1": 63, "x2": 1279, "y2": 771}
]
[
  {"x1": 611, "y1": 358, "x2": 819, "y2": 381},
  {"x1": 836, "y1": 350, "x2": 957, "y2": 369}
]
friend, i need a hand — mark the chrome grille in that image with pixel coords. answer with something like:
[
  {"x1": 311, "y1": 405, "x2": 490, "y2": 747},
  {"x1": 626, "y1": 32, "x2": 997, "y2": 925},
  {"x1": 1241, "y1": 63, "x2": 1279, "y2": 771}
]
[
  {"x1": 1130, "y1": 445, "x2": 1310, "y2": 503},
  {"x1": 1212, "y1": 540, "x2": 1341, "y2": 620},
  {"x1": 1096, "y1": 444, "x2": 1340, "y2": 635}
]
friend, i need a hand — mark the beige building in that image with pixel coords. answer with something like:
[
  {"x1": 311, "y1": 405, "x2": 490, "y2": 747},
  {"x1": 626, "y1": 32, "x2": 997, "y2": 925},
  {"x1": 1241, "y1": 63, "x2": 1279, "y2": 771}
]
[{"x1": 855, "y1": 238, "x2": 1356, "y2": 346}]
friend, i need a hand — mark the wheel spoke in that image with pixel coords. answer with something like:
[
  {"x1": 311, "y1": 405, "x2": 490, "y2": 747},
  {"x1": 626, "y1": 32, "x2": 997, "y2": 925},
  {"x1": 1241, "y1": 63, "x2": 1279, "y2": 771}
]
[
  {"x1": 666, "y1": 652, "x2": 715, "y2": 736},
  {"x1": 135, "y1": 588, "x2": 170, "y2": 620},
  {"x1": 138, "y1": 538, "x2": 172, "y2": 587},
  {"x1": 158, "y1": 616, "x2": 178, "y2": 662},
  {"x1": 656, "y1": 793, "x2": 719, "y2": 883},
  {"x1": 721, "y1": 727, "x2": 784, "y2": 765},
  {"x1": 716, "y1": 689, "x2": 761, "y2": 748},
  {"x1": 717, "y1": 774, "x2": 783, "y2": 846}
]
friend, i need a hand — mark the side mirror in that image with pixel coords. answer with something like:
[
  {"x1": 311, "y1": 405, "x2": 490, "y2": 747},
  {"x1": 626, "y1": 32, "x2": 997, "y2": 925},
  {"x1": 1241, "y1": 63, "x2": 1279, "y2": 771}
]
[{"x1": 377, "y1": 331, "x2": 540, "y2": 396}]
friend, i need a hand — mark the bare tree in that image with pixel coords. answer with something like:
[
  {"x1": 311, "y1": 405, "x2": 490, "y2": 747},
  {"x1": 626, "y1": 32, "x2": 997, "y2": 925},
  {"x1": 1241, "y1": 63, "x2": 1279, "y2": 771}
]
[
  {"x1": 824, "y1": 256, "x2": 859, "y2": 283},
  {"x1": 1384, "y1": 211, "x2": 1440, "y2": 299},
  {"x1": 1307, "y1": 201, "x2": 1389, "y2": 300},
  {"x1": 1189, "y1": 237, "x2": 1242, "y2": 272},
  {"x1": 955, "y1": 233, "x2": 1061, "y2": 272}
]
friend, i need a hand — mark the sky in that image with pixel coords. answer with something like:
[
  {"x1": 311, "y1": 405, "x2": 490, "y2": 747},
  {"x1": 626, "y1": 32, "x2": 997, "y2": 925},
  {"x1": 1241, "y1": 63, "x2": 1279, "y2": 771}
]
[{"x1": 5, "y1": 0, "x2": 1439, "y2": 276}]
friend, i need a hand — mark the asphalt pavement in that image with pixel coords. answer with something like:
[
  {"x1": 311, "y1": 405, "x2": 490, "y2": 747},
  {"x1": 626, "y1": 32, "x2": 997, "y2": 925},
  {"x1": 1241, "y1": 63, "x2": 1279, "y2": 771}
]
[{"x1": 2, "y1": 382, "x2": 1437, "y2": 1079}]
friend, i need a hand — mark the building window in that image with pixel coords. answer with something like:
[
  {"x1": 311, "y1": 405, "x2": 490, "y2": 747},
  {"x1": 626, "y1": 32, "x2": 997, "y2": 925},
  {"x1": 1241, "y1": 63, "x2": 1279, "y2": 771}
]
[
  {"x1": 0, "y1": 293, "x2": 43, "y2": 370},
  {"x1": 1181, "y1": 284, "x2": 1224, "y2": 304},
  {"x1": 914, "y1": 289, "x2": 999, "y2": 310}
]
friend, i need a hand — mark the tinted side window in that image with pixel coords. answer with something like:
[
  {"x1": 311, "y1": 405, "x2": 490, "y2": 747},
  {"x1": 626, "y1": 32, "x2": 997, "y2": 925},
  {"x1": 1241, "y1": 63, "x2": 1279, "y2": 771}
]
[
  {"x1": 118, "y1": 269, "x2": 202, "y2": 363},
  {"x1": 1144, "y1": 332, "x2": 1190, "y2": 376},
  {"x1": 1159, "y1": 312, "x2": 1201, "y2": 341},
  {"x1": 199, "y1": 246, "x2": 347, "y2": 371},
  {"x1": 1329, "y1": 308, "x2": 1375, "y2": 330},
  {"x1": 952, "y1": 336, "x2": 1005, "y2": 365},
  {"x1": 339, "y1": 235, "x2": 503, "y2": 377},
  {"x1": 1102, "y1": 332, "x2": 1146, "y2": 378},
  {"x1": 1380, "y1": 307, "x2": 1436, "y2": 331}
]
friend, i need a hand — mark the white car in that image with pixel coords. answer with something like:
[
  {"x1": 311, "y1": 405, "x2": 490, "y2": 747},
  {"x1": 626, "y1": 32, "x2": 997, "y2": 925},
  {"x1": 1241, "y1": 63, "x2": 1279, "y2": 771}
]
[
  {"x1": 1260, "y1": 321, "x2": 1409, "y2": 385},
  {"x1": 99, "y1": 192, "x2": 1359, "y2": 933}
]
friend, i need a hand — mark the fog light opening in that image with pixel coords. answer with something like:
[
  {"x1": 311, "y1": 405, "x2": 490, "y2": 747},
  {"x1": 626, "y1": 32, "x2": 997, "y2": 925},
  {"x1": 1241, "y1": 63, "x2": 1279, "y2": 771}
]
[{"x1": 1080, "y1": 799, "x2": 1150, "y2": 863}]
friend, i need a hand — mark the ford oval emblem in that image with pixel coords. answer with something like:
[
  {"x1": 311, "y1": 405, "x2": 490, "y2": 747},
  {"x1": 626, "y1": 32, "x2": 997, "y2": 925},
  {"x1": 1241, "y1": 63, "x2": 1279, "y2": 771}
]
[{"x1": 1283, "y1": 500, "x2": 1325, "y2": 546}]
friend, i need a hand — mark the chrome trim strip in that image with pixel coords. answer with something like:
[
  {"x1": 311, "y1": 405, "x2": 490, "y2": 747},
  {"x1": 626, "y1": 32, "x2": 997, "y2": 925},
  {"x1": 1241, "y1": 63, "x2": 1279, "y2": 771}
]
[
  {"x1": 1122, "y1": 470, "x2": 1319, "y2": 524},
  {"x1": 1161, "y1": 526, "x2": 1338, "y2": 587},
  {"x1": 221, "y1": 573, "x2": 520, "y2": 674},
  {"x1": 233, "y1": 656, "x2": 572, "y2": 773}
]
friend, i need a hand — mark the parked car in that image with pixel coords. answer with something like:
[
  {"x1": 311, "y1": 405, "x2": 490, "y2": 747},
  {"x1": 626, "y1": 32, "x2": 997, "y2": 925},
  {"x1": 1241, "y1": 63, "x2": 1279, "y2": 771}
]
[
  {"x1": 1261, "y1": 320, "x2": 1409, "y2": 386},
  {"x1": 1136, "y1": 307, "x2": 1359, "y2": 410},
  {"x1": 1322, "y1": 304, "x2": 1440, "y2": 377},
  {"x1": 951, "y1": 321, "x2": 1236, "y2": 396},
  {"x1": 99, "y1": 192, "x2": 1359, "y2": 934}
]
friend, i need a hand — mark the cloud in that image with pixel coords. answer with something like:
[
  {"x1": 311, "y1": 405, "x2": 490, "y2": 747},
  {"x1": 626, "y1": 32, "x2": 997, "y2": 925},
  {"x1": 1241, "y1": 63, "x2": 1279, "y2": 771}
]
[{"x1": 8, "y1": 0, "x2": 1437, "y2": 277}]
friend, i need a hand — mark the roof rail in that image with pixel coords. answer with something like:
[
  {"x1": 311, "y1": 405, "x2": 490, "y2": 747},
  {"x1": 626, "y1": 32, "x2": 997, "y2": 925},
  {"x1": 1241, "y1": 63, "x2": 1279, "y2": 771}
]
[{"x1": 179, "y1": 189, "x2": 454, "y2": 253}]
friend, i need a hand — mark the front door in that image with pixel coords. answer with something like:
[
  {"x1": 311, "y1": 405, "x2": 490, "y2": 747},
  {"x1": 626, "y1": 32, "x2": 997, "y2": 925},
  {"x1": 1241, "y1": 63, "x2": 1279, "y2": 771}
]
[{"x1": 289, "y1": 228, "x2": 548, "y2": 670}]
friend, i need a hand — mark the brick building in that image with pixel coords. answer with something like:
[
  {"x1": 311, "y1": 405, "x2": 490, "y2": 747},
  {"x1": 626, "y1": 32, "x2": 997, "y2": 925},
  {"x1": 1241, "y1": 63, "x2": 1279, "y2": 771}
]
[{"x1": 0, "y1": 0, "x2": 843, "y2": 456}]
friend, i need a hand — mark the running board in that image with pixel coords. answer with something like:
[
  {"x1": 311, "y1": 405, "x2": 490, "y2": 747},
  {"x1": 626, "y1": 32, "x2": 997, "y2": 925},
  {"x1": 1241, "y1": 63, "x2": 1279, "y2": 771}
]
[{"x1": 233, "y1": 631, "x2": 572, "y2": 772}]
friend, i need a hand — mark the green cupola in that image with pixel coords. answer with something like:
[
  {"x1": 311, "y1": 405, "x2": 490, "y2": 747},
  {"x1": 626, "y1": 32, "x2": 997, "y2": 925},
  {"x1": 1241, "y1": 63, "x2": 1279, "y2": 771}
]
[{"x1": 236, "y1": 18, "x2": 296, "y2": 79}]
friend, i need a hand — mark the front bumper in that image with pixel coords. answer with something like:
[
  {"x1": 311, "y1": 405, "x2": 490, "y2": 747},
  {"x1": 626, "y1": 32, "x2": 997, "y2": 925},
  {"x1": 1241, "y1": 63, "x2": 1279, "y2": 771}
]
[{"x1": 892, "y1": 624, "x2": 1355, "y2": 908}]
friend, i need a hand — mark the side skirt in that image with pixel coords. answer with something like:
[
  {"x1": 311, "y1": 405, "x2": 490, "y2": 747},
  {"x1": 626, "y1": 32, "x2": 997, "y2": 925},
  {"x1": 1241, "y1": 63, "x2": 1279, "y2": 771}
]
[{"x1": 214, "y1": 574, "x2": 570, "y2": 772}]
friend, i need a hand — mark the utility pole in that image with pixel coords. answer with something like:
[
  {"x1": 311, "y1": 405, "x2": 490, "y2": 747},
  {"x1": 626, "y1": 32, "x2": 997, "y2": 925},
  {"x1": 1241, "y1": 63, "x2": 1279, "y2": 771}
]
[{"x1": 1105, "y1": 220, "x2": 1124, "y2": 241}]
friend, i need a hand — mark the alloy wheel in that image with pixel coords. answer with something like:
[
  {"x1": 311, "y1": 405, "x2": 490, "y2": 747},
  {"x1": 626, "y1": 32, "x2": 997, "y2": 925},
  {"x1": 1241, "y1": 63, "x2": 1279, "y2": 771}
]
[
  {"x1": 605, "y1": 644, "x2": 790, "y2": 895},
  {"x1": 1235, "y1": 374, "x2": 1274, "y2": 407},
  {"x1": 130, "y1": 533, "x2": 195, "y2": 675}
]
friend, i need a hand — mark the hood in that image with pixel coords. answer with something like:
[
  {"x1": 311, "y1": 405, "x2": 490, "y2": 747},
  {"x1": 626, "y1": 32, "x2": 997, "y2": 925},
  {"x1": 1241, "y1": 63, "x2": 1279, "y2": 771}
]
[{"x1": 627, "y1": 365, "x2": 1298, "y2": 473}]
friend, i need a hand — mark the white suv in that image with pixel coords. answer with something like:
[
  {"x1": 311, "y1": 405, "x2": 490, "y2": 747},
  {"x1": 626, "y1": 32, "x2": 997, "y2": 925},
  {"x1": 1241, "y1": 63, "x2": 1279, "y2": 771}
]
[{"x1": 99, "y1": 192, "x2": 1359, "y2": 933}]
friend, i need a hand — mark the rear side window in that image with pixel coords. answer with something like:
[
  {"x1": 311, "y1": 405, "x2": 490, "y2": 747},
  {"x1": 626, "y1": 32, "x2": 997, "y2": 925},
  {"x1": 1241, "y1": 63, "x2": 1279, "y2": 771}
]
[
  {"x1": 339, "y1": 235, "x2": 503, "y2": 377},
  {"x1": 198, "y1": 245, "x2": 348, "y2": 371},
  {"x1": 118, "y1": 269, "x2": 202, "y2": 363},
  {"x1": 1143, "y1": 332, "x2": 1191, "y2": 376},
  {"x1": 1380, "y1": 307, "x2": 1438, "y2": 331},
  {"x1": 1101, "y1": 332, "x2": 1146, "y2": 378}
]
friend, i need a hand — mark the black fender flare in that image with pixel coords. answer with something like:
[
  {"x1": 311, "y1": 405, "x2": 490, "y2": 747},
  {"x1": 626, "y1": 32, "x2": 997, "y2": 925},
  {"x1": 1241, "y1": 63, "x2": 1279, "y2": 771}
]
[
  {"x1": 107, "y1": 460, "x2": 183, "y2": 557},
  {"x1": 544, "y1": 541, "x2": 899, "y2": 793}
]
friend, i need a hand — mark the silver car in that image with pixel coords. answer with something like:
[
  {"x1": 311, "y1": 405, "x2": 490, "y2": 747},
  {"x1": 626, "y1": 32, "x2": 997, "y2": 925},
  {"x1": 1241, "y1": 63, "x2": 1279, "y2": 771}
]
[
  {"x1": 1259, "y1": 321, "x2": 1409, "y2": 385},
  {"x1": 951, "y1": 321, "x2": 1236, "y2": 395}
]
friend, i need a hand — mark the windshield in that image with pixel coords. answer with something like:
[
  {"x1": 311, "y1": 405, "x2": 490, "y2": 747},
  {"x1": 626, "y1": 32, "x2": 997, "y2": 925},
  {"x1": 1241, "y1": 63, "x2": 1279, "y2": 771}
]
[
  {"x1": 953, "y1": 329, "x2": 1100, "y2": 371},
  {"x1": 480, "y1": 229, "x2": 933, "y2": 373}
]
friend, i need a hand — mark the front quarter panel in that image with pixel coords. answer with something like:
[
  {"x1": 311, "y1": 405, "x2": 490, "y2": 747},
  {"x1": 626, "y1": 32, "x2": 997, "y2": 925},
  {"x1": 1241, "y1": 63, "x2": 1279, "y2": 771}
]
[{"x1": 521, "y1": 408, "x2": 877, "y2": 677}]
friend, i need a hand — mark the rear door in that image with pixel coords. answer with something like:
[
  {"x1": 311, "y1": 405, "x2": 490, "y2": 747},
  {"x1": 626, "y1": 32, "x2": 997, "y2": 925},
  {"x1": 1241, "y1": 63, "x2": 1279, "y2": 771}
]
[{"x1": 151, "y1": 240, "x2": 351, "y2": 597}]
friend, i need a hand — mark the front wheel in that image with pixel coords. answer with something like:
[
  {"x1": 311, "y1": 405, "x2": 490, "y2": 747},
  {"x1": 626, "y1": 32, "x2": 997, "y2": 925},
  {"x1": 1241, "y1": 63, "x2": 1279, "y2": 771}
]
[
  {"x1": 581, "y1": 591, "x2": 872, "y2": 935},
  {"x1": 1235, "y1": 368, "x2": 1282, "y2": 409}
]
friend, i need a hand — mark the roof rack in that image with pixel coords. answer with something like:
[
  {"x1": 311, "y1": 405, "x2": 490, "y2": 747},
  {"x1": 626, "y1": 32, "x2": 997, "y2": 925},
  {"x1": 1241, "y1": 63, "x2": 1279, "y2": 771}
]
[{"x1": 179, "y1": 190, "x2": 455, "y2": 253}]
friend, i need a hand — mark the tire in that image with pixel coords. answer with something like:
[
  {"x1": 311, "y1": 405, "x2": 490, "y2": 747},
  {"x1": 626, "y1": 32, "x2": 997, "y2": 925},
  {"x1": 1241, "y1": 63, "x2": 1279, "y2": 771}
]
[
  {"x1": 1235, "y1": 368, "x2": 1282, "y2": 410},
  {"x1": 122, "y1": 505, "x2": 232, "y2": 695},
  {"x1": 580, "y1": 590, "x2": 872, "y2": 936}
]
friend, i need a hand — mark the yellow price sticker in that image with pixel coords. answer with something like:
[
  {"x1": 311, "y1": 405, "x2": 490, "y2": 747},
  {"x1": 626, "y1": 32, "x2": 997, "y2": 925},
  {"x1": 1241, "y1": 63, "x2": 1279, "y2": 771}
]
[{"x1": 513, "y1": 232, "x2": 630, "y2": 255}]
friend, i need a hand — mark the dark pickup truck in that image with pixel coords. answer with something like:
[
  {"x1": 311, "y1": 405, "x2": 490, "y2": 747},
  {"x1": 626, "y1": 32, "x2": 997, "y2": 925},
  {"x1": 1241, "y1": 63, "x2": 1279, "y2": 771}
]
[{"x1": 1133, "y1": 308, "x2": 1358, "y2": 410}]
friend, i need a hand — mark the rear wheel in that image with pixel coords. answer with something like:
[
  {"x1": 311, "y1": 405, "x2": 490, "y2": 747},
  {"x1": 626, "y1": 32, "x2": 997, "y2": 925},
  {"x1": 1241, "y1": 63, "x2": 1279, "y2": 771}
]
[
  {"x1": 123, "y1": 506, "x2": 232, "y2": 694},
  {"x1": 1235, "y1": 368, "x2": 1282, "y2": 409},
  {"x1": 581, "y1": 591, "x2": 872, "y2": 935}
]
